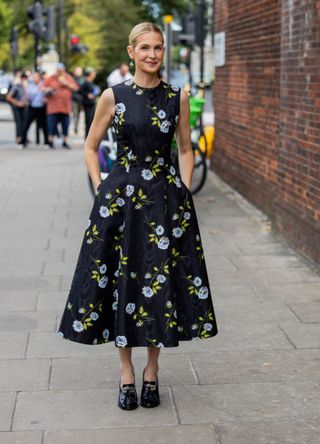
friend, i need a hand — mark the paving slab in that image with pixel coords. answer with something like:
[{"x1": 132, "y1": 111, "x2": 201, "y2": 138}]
[
  {"x1": 0, "y1": 275, "x2": 61, "y2": 292},
  {"x1": 0, "y1": 359, "x2": 50, "y2": 391},
  {"x1": 50, "y1": 353, "x2": 196, "y2": 390},
  {"x1": 0, "y1": 332, "x2": 28, "y2": 360},
  {"x1": 230, "y1": 255, "x2": 305, "y2": 269},
  {"x1": 190, "y1": 349, "x2": 320, "y2": 384},
  {"x1": 252, "y1": 281, "x2": 320, "y2": 303},
  {"x1": 0, "y1": 311, "x2": 57, "y2": 333},
  {"x1": 257, "y1": 268, "x2": 320, "y2": 285},
  {"x1": 173, "y1": 381, "x2": 320, "y2": 424},
  {"x1": 37, "y1": 292, "x2": 68, "y2": 311},
  {"x1": 0, "y1": 392, "x2": 16, "y2": 431},
  {"x1": 26, "y1": 332, "x2": 119, "y2": 358},
  {"x1": 43, "y1": 262, "x2": 77, "y2": 276},
  {"x1": 279, "y1": 322, "x2": 320, "y2": 348},
  {"x1": 215, "y1": 419, "x2": 320, "y2": 444},
  {"x1": 13, "y1": 387, "x2": 176, "y2": 431},
  {"x1": 45, "y1": 425, "x2": 217, "y2": 444},
  {"x1": 0, "y1": 249, "x2": 63, "y2": 264},
  {"x1": 163, "y1": 322, "x2": 293, "y2": 354},
  {"x1": 0, "y1": 431, "x2": 42, "y2": 444},
  {"x1": 287, "y1": 301, "x2": 320, "y2": 323},
  {"x1": 60, "y1": 275, "x2": 73, "y2": 292},
  {"x1": 235, "y1": 241, "x2": 295, "y2": 256},
  {"x1": 0, "y1": 291, "x2": 37, "y2": 312},
  {"x1": 215, "y1": 298, "x2": 297, "y2": 323}
]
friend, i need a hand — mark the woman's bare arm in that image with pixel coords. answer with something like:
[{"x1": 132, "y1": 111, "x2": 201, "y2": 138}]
[
  {"x1": 84, "y1": 88, "x2": 115, "y2": 191},
  {"x1": 175, "y1": 89, "x2": 194, "y2": 189}
]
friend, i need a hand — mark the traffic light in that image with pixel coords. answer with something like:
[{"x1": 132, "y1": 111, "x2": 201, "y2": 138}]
[
  {"x1": 70, "y1": 34, "x2": 88, "y2": 54},
  {"x1": 27, "y1": 2, "x2": 55, "y2": 41},
  {"x1": 28, "y1": 1, "x2": 45, "y2": 39},
  {"x1": 45, "y1": 5, "x2": 55, "y2": 42},
  {"x1": 172, "y1": 13, "x2": 196, "y2": 46},
  {"x1": 70, "y1": 34, "x2": 80, "y2": 49},
  {"x1": 10, "y1": 26, "x2": 19, "y2": 58}
]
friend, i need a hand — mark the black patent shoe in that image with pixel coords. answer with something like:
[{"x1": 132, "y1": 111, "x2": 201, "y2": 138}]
[
  {"x1": 140, "y1": 369, "x2": 160, "y2": 408},
  {"x1": 118, "y1": 382, "x2": 139, "y2": 410}
]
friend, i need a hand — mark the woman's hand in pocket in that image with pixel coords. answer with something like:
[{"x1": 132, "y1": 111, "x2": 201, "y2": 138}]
[{"x1": 94, "y1": 181, "x2": 102, "y2": 195}]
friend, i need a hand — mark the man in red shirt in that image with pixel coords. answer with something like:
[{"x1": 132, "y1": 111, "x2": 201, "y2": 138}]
[{"x1": 43, "y1": 63, "x2": 79, "y2": 149}]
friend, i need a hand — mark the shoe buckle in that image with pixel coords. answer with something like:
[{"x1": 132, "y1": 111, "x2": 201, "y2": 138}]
[
  {"x1": 145, "y1": 382, "x2": 157, "y2": 391},
  {"x1": 121, "y1": 385, "x2": 136, "y2": 394}
]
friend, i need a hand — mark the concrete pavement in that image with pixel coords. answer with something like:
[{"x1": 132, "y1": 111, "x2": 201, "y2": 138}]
[{"x1": 0, "y1": 108, "x2": 320, "y2": 443}]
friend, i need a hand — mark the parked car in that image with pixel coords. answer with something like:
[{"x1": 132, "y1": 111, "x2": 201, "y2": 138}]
[{"x1": 0, "y1": 73, "x2": 14, "y2": 101}]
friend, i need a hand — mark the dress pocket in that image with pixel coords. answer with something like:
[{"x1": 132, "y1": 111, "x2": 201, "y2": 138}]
[{"x1": 180, "y1": 178, "x2": 192, "y2": 196}]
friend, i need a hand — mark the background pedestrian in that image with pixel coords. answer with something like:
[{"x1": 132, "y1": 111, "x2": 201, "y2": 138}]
[
  {"x1": 42, "y1": 63, "x2": 79, "y2": 149},
  {"x1": 72, "y1": 66, "x2": 84, "y2": 134},
  {"x1": 79, "y1": 67, "x2": 100, "y2": 138},
  {"x1": 21, "y1": 71, "x2": 49, "y2": 148},
  {"x1": 6, "y1": 71, "x2": 29, "y2": 148},
  {"x1": 106, "y1": 62, "x2": 132, "y2": 87}
]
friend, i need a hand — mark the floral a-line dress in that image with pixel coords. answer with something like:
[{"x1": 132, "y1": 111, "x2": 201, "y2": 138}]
[{"x1": 58, "y1": 79, "x2": 218, "y2": 348}]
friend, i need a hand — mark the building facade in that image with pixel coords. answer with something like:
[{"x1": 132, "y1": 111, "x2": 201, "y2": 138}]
[{"x1": 213, "y1": 0, "x2": 320, "y2": 263}]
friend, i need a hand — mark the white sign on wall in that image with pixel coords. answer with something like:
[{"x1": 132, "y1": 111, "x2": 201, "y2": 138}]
[{"x1": 214, "y1": 32, "x2": 225, "y2": 67}]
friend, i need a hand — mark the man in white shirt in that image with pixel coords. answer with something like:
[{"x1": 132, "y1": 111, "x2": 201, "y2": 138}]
[{"x1": 106, "y1": 63, "x2": 132, "y2": 87}]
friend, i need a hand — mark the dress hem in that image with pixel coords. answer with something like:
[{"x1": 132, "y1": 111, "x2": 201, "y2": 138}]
[{"x1": 57, "y1": 330, "x2": 218, "y2": 348}]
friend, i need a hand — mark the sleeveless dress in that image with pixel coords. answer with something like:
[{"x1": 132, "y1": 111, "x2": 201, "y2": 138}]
[{"x1": 58, "y1": 79, "x2": 218, "y2": 348}]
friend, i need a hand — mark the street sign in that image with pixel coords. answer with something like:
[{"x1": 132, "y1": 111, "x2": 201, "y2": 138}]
[
  {"x1": 214, "y1": 32, "x2": 225, "y2": 67},
  {"x1": 164, "y1": 15, "x2": 173, "y2": 24}
]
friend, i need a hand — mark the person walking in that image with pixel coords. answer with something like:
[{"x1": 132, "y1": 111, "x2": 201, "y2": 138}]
[
  {"x1": 106, "y1": 62, "x2": 132, "y2": 87},
  {"x1": 42, "y1": 63, "x2": 79, "y2": 149},
  {"x1": 6, "y1": 71, "x2": 28, "y2": 148},
  {"x1": 72, "y1": 66, "x2": 84, "y2": 134},
  {"x1": 21, "y1": 71, "x2": 50, "y2": 148},
  {"x1": 58, "y1": 22, "x2": 218, "y2": 410},
  {"x1": 79, "y1": 67, "x2": 100, "y2": 138}
]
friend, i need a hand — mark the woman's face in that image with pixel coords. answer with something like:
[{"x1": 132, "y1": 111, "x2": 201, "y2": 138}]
[{"x1": 128, "y1": 31, "x2": 164, "y2": 75}]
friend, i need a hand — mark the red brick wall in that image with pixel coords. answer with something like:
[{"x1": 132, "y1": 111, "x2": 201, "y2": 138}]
[{"x1": 212, "y1": 0, "x2": 320, "y2": 263}]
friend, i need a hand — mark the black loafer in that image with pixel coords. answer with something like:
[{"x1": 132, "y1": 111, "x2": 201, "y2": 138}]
[
  {"x1": 117, "y1": 382, "x2": 139, "y2": 410},
  {"x1": 140, "y1": 369, "x2": 160, "y2": 408}
]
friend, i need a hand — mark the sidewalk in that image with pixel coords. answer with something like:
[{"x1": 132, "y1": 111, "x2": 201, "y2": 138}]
[{"x1": 1, "y1": 134, "x2": 320, "y2": 444}]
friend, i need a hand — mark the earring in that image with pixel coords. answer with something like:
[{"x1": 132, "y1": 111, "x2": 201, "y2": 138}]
[{"x1": 129, "y1": 59, "x2": 134, "y2": 68}]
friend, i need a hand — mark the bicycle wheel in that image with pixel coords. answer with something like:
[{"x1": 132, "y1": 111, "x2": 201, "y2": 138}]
[
  {"x1": 190, "y1": 142, "x2": 207, "y2": 195},
  {"x1": 191, "y1": 123, "x2": 208, "y2": 158},
  {"x1": 170, "y1": 142, "x2": 207, "y2": 195}
]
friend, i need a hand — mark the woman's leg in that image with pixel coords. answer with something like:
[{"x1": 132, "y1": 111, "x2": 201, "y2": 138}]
[
  {"x1": 118, "y1": 347, "x2": 135, "y2": 387},
  {"x1": 144, "y1": 347, "x2": 160, "y2": 380}
]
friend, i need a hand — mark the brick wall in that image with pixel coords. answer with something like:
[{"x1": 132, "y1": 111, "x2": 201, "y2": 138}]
[{"x1": 212, "y1": 0, "x2": 320, "y2": 263}]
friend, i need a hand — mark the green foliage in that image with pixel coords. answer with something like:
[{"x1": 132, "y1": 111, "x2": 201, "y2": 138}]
[{"x1": 0, "y1": 0, "x2": 190, "y2": 74}]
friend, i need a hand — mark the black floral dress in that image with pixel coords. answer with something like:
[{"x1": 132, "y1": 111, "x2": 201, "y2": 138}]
[{"x1": 58, "y1": 79, "x2": 218, "y2": 348}]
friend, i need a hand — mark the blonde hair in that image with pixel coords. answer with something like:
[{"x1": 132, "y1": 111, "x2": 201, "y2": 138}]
[{"x1": 128, "y1": 22, "x2": 164, "y2": 47}]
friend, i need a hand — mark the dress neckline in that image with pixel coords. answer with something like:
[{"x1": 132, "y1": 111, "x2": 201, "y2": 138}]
[{"x1": 132, "y1": 79, "x2": 163, "y2": 90}]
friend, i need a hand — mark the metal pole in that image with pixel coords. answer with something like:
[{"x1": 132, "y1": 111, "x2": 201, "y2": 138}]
[
  {"x1": 34, "y1": 34, "x2": 40, "y2": 71},
  {"x1": 57, "y1": 0, "x2": 62, "y2": 61},
  {"x1": 164, "y1": 15, "x2": 173, "y2": 83},
  {"x1": 199, "y1": 0, "x2": 205, "y2": 84}
]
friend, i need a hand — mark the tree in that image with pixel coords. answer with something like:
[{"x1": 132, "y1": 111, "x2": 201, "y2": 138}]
[{"x1": 0, "y1": 0, "x2": 192, "y2": 74}]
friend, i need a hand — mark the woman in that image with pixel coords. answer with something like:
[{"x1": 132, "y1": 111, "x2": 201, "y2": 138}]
[
  {"x1": 79, "y1": 67, "x2": 101, "y2": 138},
  {"x1": 6, "y1": 71, "x2": 28, "y2": 147},
  {"x1": 58, "y1": 22, "x2": 218, "y2": 411}
]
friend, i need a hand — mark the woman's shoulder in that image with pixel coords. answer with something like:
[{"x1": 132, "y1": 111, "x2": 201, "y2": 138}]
[
  {"x1": 163, "y1": 81, "x2": 180, "y2": 92},
  {"x1": 110, "y1": 78, "x2": 134, "y2": 91}
]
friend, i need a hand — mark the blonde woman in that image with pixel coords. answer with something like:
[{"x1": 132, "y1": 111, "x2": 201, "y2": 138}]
[{"x1": 58, "y1": 22, "x2": 218, "y2": 410}]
